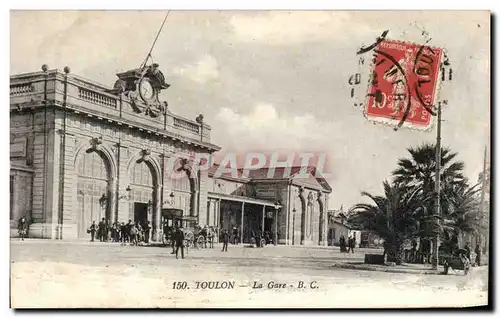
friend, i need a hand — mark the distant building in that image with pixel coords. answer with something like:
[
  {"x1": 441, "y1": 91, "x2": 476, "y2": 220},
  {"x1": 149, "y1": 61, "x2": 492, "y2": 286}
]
[
  {"x1": 207, "y1": 164, "x2": 332, "y2": 245},
  {"x1": 327, "y1": 208, "x2": 360, "y2": 247}
]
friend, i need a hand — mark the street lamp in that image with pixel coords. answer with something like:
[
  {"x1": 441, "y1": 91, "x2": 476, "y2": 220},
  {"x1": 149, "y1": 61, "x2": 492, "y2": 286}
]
[
  {"x1": 169, "y1": 192, "x2": 175, "y2": 206},
  {"x1": 99, "y1": 194, "x2": 107, "y2": 208},
  {"x1": 292, "y1": 208, "x2": 296, "y2": 245},
  {"x1": 119, "y1": 185, "x2": 132, "y2": 200},
  {"x1": 274, "y1": 201, "x2": 280, "y2": 246},
  {"x1": 99, "y1": 194, "x2": 107, "y2": 221}
]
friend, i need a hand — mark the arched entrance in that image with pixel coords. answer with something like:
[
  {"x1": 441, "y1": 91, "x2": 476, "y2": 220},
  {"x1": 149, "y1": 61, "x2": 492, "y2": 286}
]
[
  {"x1": 76, "y1": 150, "x2": 112, "y2": 238},
  {"x1": 129, "y1": 159, "x2": 158, "y2": 227},
  {"x1": 170, "y1": 157, "x2": 197, "y2": 217}
]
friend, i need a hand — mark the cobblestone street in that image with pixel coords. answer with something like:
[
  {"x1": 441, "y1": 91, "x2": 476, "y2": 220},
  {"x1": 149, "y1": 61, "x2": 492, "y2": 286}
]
[{"x1": 10, "y1": 240, "x2": 488, "y2": 308}]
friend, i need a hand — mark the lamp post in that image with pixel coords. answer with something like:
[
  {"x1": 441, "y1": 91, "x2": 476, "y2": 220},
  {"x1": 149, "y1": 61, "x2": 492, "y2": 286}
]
[
  {"x1": 169, "y1": 191, "x2": 175, "y2": 206},
  {"x1": 432, "y1": 102, "x2": 442, "y2": 270},
  {"x1": 99, "y1": 194, "x2": 107, "y2": 221},
  {"x1": 119, "y1": 185, "x2": 132, "y2": 201},
  {"x1": 292, "y1": 208, "x2": 296, "y2": 245},
  {"x1": 274, "y1": 202, "x2": 280, "y2": 246}
]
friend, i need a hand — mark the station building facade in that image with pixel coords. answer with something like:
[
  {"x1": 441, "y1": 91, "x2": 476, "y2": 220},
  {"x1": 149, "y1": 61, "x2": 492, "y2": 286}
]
[{"x1": 10, "y1": 66, "x2": 332, "y2": 245}]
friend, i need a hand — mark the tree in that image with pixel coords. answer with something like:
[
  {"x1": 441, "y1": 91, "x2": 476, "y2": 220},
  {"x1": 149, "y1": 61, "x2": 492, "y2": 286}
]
[
  {"x1": 440, "y1": 182, "x2": 484, "y2": 252},
  {"x1": 348, "y1": 181, "x2": 424, "y2": 265},
  {"x1": 392, "y1": 143, "x2": 468, "y2": 239},
  {"x1": 392, "y1": 143, "x2": 482, "y2": 253},
  {"x1": 392, "y1": 143, "x2": 466, "y2": 192}
]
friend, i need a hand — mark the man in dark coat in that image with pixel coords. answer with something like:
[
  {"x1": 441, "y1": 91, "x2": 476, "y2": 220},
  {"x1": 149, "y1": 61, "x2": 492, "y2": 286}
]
[
  {"x1": 232, "y1": 227, "x2": 239, "y2": 245},
  {"x1": 120, "y1": 222, "x2": 127, "y2": 242},
  {"x1": 222, "y1": 229, "x2": 230, "y2": 252},
  {"x1": 144, "y1": 221, "x2": 151, "y2": 244},
  {"x1": 201, "y1": 225, "x2": 208, "y2": 248},
  {"x1": 89, "y1": 221, "x2": 97, "y2": 242},
  {"x1": 475, "y1": 243, "x2": 481, "y2": 266},
  {"x1": 98, "y1": 218, "x2": 106, "y2": 242},
  {"x1": 340, "y1": 235, "x2": 347, "y2": 252},
  {"x1": 125, "y1": 220, "x2": 133, "y2": 243},
  {"x1": 174, "y1": 227, "x2": 185, "y2": 259},
  {"x1": 18, "y1": 217, "x2": 28, "y2": 241},
  {"x1": 347, "y1": 236, "x2": 354, "y2": 253},
  {"x1": 464, "y1": 243, "x2": 472, "y2": 262}
]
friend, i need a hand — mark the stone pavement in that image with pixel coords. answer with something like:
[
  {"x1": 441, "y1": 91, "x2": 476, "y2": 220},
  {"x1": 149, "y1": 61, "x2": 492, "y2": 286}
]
[{"x1": 10, "y1": 239, "x2": 488, "y2": 308}]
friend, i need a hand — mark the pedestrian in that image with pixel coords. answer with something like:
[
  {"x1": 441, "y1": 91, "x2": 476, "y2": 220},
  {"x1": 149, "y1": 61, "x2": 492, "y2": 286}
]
[
  {"x1": 112, "y1": 222, "x2": 119, "y2": 242},
  {"x1": 125, "y1": 220, "x2": 133, "y2": 243},
  {"x1": 135, "y1": 222, "x2": 143, "y2": 243},
  {"x1": 420, "y1": 238, "x2": 431, "y2": 263},
  {"x1": 104, "y1": 220, "x2": 110, "y2": 242},
  {"x1": 264, "y1": 231, "x2": 271, "y2": 245},
  {"x1": 207, "y1": 226, "x2": 214, "y2": 248},
  {"x1": 144, "y1": 221, "x2": 151, "y2": 244},
  {"x1": 120, "y1": 222, "x2": 126, "y2": 242},
  {"x1": 174, "y1": 227, "x2": 185, "y2": 259},
  {"x1": 222, "y1": 229, "x2": 230, "y2": 252},
  {"x1": 411, "y1": 238, "x2": 418, "y2": 263},
  {"x1": 232, "y1": 227, "x2": 238, "y2": 245},
  {"x1": 98, "y1": 218, "x2": 106, "y2": 242},
  {"x1": 347, "y1": 236, "x2": 354, "y2": 253},
  {"x1": 202, "y1": 225, "x2": 208, "y2": 248},
  {"x1": 464, "y1": 242, "x2": 472, "y2": 262},
  {"x1": 18, "y1": 217, "x2": 28, "y2": 241},
  {"x1": 88, "y1": 221, "x2": 97, "y2": 242},
  {"x1": 474, "y1": 243, "x2": 481, "y2": 266},
  {"x1": 130, "y1": 224, "x2": 138, "y2": 246},
  {"x1": 339, "y1": 235, "x2": 346, "y2": 252}
]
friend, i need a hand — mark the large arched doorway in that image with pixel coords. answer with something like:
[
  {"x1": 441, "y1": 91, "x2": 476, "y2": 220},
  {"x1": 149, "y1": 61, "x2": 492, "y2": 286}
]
[
  {"x1": 171, "y1": 168, "x2": 194, "y2": 215},
  {"x1": 76, "y1": 150, "x2": 112, "y2": 238},
  {"x1": 169, "y1": 157, "x2": 197, "y2": 217},
  {"x1": 129, "y1": 159, "x2": 158, "y2": 227}
]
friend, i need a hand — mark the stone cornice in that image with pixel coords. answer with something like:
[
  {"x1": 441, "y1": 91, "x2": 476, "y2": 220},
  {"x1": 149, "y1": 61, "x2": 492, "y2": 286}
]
[
  {"x1": 62, "y1": 101, "x2": 221, "y2": 152},
  {"x1": 10, "y1": 69, "x2": 217, "y2": 149}
]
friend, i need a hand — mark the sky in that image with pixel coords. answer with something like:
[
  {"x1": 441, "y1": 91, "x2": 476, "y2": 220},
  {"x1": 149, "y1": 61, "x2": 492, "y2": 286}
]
[{"x1": 9, "y1": 10, "x2": 490, "y2": 209}]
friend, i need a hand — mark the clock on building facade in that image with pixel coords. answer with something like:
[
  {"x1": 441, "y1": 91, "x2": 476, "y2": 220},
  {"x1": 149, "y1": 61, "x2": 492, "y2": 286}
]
[{"x1": 114, "y1": 63, "x2": 170, "y2": 118}]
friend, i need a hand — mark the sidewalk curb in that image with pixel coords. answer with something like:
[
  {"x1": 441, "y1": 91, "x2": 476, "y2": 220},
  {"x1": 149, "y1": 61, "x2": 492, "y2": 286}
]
[{"x1": 332, "y1": 263, "x2": 444, "y2": 275}]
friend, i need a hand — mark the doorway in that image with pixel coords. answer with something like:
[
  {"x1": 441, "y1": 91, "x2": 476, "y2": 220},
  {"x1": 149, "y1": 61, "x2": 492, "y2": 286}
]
[{"x1": 134, "y1": 202, "x2": 148, "y2": 225}]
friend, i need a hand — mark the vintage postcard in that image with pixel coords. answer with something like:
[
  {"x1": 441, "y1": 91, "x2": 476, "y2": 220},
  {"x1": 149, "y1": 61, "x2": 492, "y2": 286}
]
[{"x1": 9, "y1": 10, "x2": 490, "y2": 308}]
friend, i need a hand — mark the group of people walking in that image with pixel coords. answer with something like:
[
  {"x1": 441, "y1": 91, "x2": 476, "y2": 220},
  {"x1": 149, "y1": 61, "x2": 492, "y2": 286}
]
[
  {"x1": 339, "y1": 234, "x2": 356, "y2": 253},
  {"x1": 88, "y1": 218, "x2": 152, "y2": 245}
]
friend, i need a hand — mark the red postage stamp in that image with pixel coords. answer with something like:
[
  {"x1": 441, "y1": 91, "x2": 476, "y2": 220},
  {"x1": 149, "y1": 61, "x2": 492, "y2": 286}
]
[{"x1": 364, "y1": 40, "x2": 443, "y2": 130}]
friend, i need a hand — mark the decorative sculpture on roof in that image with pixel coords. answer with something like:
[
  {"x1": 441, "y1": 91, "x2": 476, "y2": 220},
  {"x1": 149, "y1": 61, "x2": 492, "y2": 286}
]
[{"x1": 113, "y1": 63, "x2": 170, "y2": 118}]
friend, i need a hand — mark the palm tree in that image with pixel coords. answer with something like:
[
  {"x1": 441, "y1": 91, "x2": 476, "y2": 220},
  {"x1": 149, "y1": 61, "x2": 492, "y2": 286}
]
[
  {"x1": 392, "y1": 143, "x2": 466, "y2": 192},
  {"x1": 348, "y1": 181, "x2": 424, "y2": 265},
  {"x1": 439, "y1": 182, "x2": 484, "y2": 252},
  {"x1": 392, "y1": 143, "x2": 469, "y2": 241}
]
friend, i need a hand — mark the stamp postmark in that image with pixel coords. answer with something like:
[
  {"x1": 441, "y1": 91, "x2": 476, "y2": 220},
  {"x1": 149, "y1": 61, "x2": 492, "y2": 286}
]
[{"x1": 354, "y1": 31, "x2": 444, "y2": 131}]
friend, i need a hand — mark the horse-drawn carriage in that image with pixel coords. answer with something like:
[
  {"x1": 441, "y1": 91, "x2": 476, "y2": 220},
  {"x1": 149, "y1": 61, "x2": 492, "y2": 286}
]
[{"x1": 161, "y1": 208, "x2": 205, "y2": 248}]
